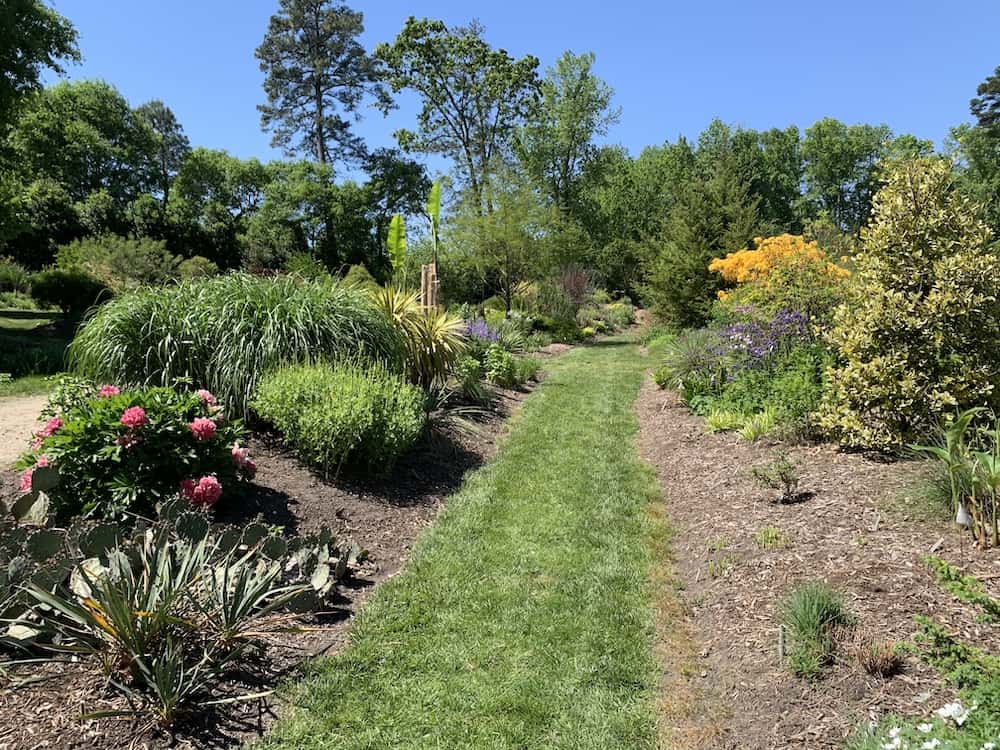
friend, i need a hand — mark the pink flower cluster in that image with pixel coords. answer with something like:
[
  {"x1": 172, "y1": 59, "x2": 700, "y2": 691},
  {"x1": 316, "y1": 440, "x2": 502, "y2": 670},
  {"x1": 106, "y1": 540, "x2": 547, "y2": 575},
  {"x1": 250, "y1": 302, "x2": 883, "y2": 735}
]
[
  {"x1": 19, "y1": 455, "x2": 50, "y2": 494},
  {"x1": 196, "y1": 389, "x2": 216, "y2": 406},
  {"x1": 97, "y1": 384, "x2": 121, "y2": 398},
  {"x1": 181, "y1": 475, "x2": 223, "y2": 507},
  {"x1": 231, "y1": 442, "x2": 257, "y2": 477},
  {"x1": 120, "y1": 406, "x2": 148, "y2": 429},
  {"x1": 189, "y1": 417, "x2": 217, "y2": 442},
  {"x1": 31, "y1": 417, "x2": 63, "y2": 449}
]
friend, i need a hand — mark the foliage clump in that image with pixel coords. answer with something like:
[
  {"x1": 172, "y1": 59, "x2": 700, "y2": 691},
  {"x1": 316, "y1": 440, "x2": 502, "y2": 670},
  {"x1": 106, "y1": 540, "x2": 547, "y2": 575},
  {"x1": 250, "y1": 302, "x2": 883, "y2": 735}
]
[
  {"x1": 819, "y1": 158, "x2": 1000, "y2": 450},
  {"x1": 68, "y1": 274, "x2": 403, "y2": 418},
  {"x1": 253, "y1": 361, "x2": 426, "y2": 476},
  {"x1": 15, "y1": 383, "x2": 253, "y2": 520}
]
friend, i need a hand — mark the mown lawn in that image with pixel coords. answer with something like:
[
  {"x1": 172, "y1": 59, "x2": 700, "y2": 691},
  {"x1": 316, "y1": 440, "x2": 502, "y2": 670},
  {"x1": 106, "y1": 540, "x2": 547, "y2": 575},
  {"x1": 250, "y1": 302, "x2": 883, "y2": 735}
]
[
  {"x1": 0, "y1": 310, "x2": 67, "y2": 395},
  {"x1": 260, "y1": 339, "x2": 665, "y2": 750}
]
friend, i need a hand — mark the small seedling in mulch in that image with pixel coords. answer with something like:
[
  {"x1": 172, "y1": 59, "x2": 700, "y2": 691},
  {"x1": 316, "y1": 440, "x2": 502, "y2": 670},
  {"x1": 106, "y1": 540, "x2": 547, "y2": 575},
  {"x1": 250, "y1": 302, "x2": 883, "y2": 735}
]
[
  {"x1": 848, "y1": 629, "x2": 903, "y2": 677},
  {"x1": 751, "y1": 452, "x2": 801, "y2": 503},
  {"x1": 753, "y1": 526, "x2": 789, "y2": 549},
  {"x1": 708, "y1": 555, "x2": 737, "y2": 579},
  {"x1": 780, "y1": 581, "x2": 853, "y2": 679},
  {"x1": 707, "y1": 535, "x2": 732, "y2": 552}
]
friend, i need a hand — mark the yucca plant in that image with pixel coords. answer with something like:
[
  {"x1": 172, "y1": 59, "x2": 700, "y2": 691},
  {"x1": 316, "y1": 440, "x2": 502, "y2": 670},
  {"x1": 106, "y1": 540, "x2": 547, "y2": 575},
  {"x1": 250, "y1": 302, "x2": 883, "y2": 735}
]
[
  {"x1": 372, "y1": 286, "x2": 466, "y2": 388},
  {"x1": 68, "y1": 274, "x2": 403, "y2": 418}
]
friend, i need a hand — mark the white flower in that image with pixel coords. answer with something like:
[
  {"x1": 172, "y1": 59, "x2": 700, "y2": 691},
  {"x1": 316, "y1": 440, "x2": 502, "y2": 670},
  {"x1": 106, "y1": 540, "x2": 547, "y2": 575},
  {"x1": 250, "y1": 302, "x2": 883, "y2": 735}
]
[
  {"x1": 982, "y1": 743, "x2": 996, "y2": 750},
  {"x1": 890, "y1": 728, "x2": 902, "y2": 738},
  {"x1": 917, "y1": 724, "x2": 934, "y2": 734},
  {"x1": 935, "y1": 700, "x2": 975, "y2": 726},
  {"x1": 882, "y1": 736, "x2": 902, "y2": 750},
  {"x1": 921, "y1": 740, "x2": 941, "y2": 750}
]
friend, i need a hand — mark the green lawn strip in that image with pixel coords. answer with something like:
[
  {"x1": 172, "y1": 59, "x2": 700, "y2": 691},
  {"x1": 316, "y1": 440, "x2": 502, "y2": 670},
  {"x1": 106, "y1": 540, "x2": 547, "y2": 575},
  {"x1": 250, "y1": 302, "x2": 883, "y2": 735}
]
[
  {"x1": 260, "y1": 340, "x2": 663, "y2": 750},
  {"x1": 0, "y1": 374, "x2": 56, "y2": 398}
]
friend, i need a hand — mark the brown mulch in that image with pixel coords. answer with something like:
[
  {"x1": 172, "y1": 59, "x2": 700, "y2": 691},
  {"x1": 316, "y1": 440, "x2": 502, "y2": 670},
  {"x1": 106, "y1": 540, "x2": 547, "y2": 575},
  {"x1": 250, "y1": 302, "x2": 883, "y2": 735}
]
[
  {"x1": 0, "y1": 387, "x2": 529, "y2": 750},
  {"x1": 635, "y1": 377, "x2": 1000, "y2": 750}
]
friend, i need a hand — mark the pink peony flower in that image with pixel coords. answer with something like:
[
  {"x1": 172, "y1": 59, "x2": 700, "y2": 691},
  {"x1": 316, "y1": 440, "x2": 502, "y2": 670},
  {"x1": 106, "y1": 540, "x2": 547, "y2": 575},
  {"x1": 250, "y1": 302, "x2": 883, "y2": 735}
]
[
  {"x1": 181, "y1": 476, "x2": 223, "y2": 507},
  {"x1": 231, "y1": 443, "x2": 249, "y2": 464},
  {"x1": 120, "y1": 406, "x2": 148, "y2": 429},
  {"x1": 189, "y1": 417, "x2": 217, "y2": 441},
  {"x1": 19, "y1": 469, "x2": 33, "y2": 493},
  {"x1": 242, "y1": 458, "x2": 257, "y2": 478},
  {"x1": 40, "y1": 417, "x2": 63, "y2": 438},
  {"x1": 97, "y1": 384, "x2": 121, "y2": 398},
  {"x1": 36, "y1": 454, "x2": 50, "y2": 467},
  {"x1": 196, "y1": 389, "x2": 216, "y2": 406}
]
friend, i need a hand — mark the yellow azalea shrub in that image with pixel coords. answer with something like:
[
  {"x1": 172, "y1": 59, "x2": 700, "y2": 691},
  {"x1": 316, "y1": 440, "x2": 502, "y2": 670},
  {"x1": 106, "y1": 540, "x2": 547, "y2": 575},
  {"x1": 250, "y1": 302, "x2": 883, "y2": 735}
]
[{"x1": 708, "y1": 234, "x2": 851, "y2": 323}]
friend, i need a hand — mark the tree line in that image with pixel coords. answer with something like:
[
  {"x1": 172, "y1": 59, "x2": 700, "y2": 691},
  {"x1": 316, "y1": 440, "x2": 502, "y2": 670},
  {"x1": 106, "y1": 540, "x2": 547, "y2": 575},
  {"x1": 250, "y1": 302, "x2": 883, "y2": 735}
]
[{"x1": 2, "y1": 0, "x2": 999, "y2": 314}]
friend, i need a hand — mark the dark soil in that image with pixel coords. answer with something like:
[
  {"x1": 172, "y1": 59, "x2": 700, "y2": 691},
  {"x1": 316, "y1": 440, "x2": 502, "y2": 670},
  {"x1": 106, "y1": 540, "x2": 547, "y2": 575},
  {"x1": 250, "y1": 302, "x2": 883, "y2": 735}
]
[
  {"x1": 0, "y1": 387, "x2": 529, "y2": 750},
  {"x1": 636, "y1": 378, "x2": 1000, "y2": 750}
]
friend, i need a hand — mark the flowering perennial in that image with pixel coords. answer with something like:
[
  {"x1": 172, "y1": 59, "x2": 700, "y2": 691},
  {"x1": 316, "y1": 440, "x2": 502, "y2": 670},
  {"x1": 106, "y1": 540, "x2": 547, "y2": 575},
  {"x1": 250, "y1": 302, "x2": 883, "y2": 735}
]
[{"x1": 189, "y1": 417, "x2": 217, "y2": 442}]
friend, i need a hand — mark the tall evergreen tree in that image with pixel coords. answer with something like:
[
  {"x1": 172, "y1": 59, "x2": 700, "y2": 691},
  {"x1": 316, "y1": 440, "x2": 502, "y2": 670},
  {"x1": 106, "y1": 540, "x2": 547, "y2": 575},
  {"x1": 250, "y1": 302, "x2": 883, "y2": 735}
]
[
  {"x1": 255, "y1": 0, "x2": 387, "y2": 167},
  {"x1": 643, "y1": 152, "x2": 759, "y2": 328}
]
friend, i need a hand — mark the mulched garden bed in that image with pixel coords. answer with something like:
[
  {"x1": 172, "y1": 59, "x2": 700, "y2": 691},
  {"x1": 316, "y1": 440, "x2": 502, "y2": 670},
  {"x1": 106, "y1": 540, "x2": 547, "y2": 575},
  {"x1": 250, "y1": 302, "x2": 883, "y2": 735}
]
[
  {"x1": 636, "y1": 378, "x2": 1000, "y2": 750},
  {"x1": 0, "y1": 386, "x2": 529, "y2": 750}
]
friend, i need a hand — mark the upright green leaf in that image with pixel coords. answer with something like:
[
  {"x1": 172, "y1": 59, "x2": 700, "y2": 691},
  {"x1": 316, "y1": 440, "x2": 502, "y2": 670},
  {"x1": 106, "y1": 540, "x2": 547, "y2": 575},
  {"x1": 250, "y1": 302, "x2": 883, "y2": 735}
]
[{"x1": 387, "y1": 213, "x2": 407, "y2": 275}]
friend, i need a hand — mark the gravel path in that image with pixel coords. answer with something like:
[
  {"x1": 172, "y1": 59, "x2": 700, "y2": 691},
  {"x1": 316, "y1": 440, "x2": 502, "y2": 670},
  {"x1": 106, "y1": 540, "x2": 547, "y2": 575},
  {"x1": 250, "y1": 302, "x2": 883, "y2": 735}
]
[{"x1": 0, "y1": 395, "x2": 47, "y2": 468}]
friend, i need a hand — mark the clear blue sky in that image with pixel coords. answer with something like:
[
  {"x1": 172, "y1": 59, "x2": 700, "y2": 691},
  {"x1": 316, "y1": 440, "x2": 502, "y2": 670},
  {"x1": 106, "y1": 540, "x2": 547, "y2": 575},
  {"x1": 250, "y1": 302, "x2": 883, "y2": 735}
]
[{"x1": 46, "y1": 0, "x2": 1000, "y2": 176}]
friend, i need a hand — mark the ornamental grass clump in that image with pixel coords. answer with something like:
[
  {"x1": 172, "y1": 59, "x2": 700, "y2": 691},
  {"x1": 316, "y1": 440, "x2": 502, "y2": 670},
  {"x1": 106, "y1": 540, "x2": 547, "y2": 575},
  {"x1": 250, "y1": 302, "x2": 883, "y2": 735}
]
[
  {"x1": 69, "y1": 274, "x2": 403, "y2": 418},
  {"x1": 781, "y1": 581, "x2": 852, "y2": 679},
  {"x1": 253, "y1": 361, "x2": 426, "y2": 476}
]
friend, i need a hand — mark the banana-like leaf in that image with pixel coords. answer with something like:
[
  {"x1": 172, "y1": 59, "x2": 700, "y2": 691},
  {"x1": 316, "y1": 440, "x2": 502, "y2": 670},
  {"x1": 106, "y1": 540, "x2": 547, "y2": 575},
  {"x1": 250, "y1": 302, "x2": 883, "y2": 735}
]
[
  {"x1": 387, "y1": 214, "x2": 407, "y2": 272},
  {"x1": 426, "y1": 181, "x2": 441, "y2": 231}
]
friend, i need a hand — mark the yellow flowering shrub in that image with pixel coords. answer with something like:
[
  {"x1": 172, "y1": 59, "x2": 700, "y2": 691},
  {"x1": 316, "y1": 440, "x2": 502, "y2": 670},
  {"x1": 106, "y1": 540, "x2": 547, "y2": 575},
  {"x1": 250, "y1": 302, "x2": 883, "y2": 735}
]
[{"x1": 709, "y1": 234, "x2": 851, "y2": 323}]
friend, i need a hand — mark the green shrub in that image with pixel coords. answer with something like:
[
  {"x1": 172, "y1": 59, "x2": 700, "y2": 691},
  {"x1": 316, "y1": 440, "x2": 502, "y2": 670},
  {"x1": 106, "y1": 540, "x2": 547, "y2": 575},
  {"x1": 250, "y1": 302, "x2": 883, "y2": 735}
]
[
  {"x1": 453, "y1": 355, "x2": 487, "y2": 403},
  {"x1": 606, "y1": 301, "x2": 635, "y2": 328},
  {"x1": 781, "y1": 582, "x2": 852, "y2": 678},
  {"x1": 177, "y1": 255, "x2": 219, "y2": 279},
  {"x1": 253, "y1": 361, "x2": 426, "y2": 475},
  {"x1": 581, "y1": 326, "x2": 596, "y2": 338},
  {"x1": 69, "y1": 274, "x2": 403, "y2": 418},
  {"x1": 819, "y1": 159, "x2": 1000, "y2": 450},
  {"x1": 342, "y1": 263, "x2": 379, "y2": 291},
  {"x1": 513, "y1": 356, "x2": 542, "y2": 385},
  {"x1": 484, "y1": 345, "x2": 516, "y2": 387},
  {"x1": 56, "y1": 235, "x2": 182, "y2": 292},
  {"x1": 15, "y1": 384, "x2": 252, "y2": 519},
  {"x1": 0, "y1": 290, "x2": 39, "y2": 310},
  {"x1": 30, "y1": 268, "x2": 109, "y2": 318},
  {"x1": 0, "y1": 256, "x2": 30, "y2": 293}
]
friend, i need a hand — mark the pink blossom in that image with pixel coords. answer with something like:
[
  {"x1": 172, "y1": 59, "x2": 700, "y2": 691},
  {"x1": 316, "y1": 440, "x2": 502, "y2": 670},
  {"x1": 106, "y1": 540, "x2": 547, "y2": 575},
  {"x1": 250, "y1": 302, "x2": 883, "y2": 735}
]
[
  {"x1": 19, "y1": 469, "x2": 33, "y2": 493},
  {"x1": 40, "y1": 417, "x2": 63, "y2": 438},
  {"x1": 120, "y1": 406, "x2": 148, "y2": 429},
  {"x1": 231, "y1": 443, "x2": 249, "y2": 464},
  {"x1": 97, "y1": 385, "x2": 121, "y2": 398},
  {"x1": 242, "y1": 458, "x2": 257, "y2": 478},
  {"x1": 196, "y1": 389, "x2": 216, "y2": 406},
  {"x1": 36, "y1": 454, "x2": 50, "y2": 467},
  {"x1": 181, "y1": 476, "x2": 223, "y2": 507},
  {"x1": 189, "y1": 417, "x2": 216, "y2": 441}
]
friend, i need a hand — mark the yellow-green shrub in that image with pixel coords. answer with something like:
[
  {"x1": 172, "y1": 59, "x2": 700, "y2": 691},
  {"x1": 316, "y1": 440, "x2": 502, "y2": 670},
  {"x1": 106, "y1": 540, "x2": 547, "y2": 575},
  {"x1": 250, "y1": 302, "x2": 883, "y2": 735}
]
[{"x1": 818, "y1": 158, "x2": 1000, "y2": 450}]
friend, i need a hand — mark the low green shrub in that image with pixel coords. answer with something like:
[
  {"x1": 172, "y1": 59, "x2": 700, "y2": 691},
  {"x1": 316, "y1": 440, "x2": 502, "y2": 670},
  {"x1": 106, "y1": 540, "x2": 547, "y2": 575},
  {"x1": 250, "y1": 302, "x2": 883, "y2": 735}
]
[
  {"x1": 342, "y1": 263, "x2": 379, "y2": 291},
  {"x1": 513, "y1": 356, "x2": 542, "y2": 385},
  {"x1": 15, "y1": 384, "x2": 252, "y2": 519},
  {"x1": 253, "y1": 361, "x2": 426, "y2": 475},
  {"x1": 0, "y1": 290, "x2": 39, "y2": 310},
  {"x1": 484, "y1": 345, "x2": 516, "y2": 387},
  {"x1": 654, "y1": 328, "x2": 726, "y2": 401},
  {"x1": 30, "y1": 268, "x2": 109, "y2": 318},
  {"x1": 177, "y1": 255, "x2": 219, "y2": 279},
  {"x1": 606, "y1": 301, "x2": 635, "y2": 328},
  {"x1": 453, "y1": 355, "x2": 487, "y2": 403},
  {"x1": 69, "y1": 274, "x2": 403, "y2": 418},
  {"x1": 0, "y1": 256, "x2": 30, "y2": 293}
]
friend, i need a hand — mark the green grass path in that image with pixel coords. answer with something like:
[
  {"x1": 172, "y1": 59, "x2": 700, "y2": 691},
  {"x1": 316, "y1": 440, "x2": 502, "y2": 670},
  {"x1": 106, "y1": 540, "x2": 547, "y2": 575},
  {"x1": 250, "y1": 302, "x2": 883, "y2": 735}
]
[{"x1": 260, "y1": 339, "x2": 664, "y2": 750}]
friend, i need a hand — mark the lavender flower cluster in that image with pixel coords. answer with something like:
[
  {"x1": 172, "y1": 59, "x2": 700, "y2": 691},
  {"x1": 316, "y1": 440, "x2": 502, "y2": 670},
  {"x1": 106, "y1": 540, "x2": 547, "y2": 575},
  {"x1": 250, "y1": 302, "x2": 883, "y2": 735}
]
[
  {"x1": 464, "y1": 318, "x2": 499, "y2": 342},
  {"x1": 720, "y1": 308, "x2": 809, "y2": 370}
]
